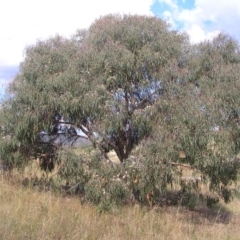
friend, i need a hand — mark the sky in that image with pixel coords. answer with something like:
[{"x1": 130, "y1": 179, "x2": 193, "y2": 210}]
[{"x1": 0, "y1": 0, "x2": 240, "y2": 98}]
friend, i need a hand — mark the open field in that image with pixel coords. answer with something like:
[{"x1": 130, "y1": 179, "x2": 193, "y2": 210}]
[{"x1": 1, "y1": 173, "x2": 240, "y2": 240}]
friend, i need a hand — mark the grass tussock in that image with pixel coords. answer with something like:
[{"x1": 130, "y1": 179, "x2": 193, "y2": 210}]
[{"x1": 1, "y1": 174, "x2": 240, "y2": 240}]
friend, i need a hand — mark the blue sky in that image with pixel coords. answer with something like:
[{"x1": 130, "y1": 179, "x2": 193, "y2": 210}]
[
  {"x1": 151, "y1": 0, "x2": 240, "y2": 44},
  {"x1": 151, "y1": 0, "x2": 195, "y2": 29},
  {"x1": 1, "y1": 0, "x2": 240, "y2": 98}
]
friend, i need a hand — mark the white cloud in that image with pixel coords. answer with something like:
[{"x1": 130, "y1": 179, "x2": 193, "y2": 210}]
[
  {"x1": 158, "y1": 0, "x2": 240, "y2": 44},
  {"x1": 0, "y1": 0, "x2": 154, "y2": 67},
  {"x1": 187, "y1": 25, "x2": 220, "y2": 43},
  {"x1": 162, "y1": 10, "x2": 177, "y2": 28},
  {"x1": 158, "y1": 0, "x2": 178, "y2": 9}
]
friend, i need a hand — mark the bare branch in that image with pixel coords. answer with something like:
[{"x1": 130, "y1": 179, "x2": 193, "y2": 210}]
[{"x1": 133, "y1": 87, "x2": 165, "y2": 111}]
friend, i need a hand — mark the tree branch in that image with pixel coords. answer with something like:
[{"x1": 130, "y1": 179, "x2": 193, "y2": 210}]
[{"x1": 133, "y1": 87, "x2": 165, "y2": 111}]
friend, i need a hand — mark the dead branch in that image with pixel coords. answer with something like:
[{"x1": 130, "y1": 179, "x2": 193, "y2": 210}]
[{"x1": 171, "y1": 162, "x2": 192, "y2": 169}]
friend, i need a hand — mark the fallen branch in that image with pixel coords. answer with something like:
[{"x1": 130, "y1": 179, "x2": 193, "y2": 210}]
[
  {"x1": 66, "y1": 181, "x2": 82, "y2": 193},
  {"x1": 171, "y1": 162, "x2": 192, "y2": 169}
]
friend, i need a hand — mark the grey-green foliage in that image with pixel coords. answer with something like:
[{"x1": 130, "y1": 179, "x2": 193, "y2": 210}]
[
  {"x1": 0, "y1": 14, "x2": 187, "y2": 164},
  {"x1": 1, "y1": 14, "x2": 240, "y2": 204},
  {"x1": 148, "y1": 33, "x2": 240, "y2": 202}
]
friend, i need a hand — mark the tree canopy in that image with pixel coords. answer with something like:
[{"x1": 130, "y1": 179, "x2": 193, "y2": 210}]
[{"x1": 1, "y1": 14, "x2": 240, "y2": 204}]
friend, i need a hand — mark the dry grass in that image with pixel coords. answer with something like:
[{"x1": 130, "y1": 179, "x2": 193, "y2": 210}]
[
  {"x1": 107, "y1": 150, "x2": 121, "y2": 164},
  {"x1": 1, "y1": 173, "x2": 240, "y2": 240}
]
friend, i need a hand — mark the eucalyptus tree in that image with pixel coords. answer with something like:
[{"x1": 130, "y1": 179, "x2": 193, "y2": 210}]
[
  {"x1": 1, "y1": 14, "x2": 240, "y2": 204},
  {"x1": 0, "y1": 14, "x2": 187, "y2": 164},
  {"x1": 66, "y1": 14, "x2": 188, "y2": 162},
  {"x1": 139, "y1": 33, "x2": 240, "y2": 202}
]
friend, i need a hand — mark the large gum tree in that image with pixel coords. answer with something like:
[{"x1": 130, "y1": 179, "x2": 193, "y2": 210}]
[
  {"x1": 0, "y1": 14, "x2": 187, "y2": 163},
  {"x1": 1, "y1": 14, "x2": 240, "y2": 202}
]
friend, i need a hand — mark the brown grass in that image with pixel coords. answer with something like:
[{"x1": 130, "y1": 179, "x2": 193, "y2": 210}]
[{"x1": 1, "y1": 173, "x2": 240, "y2": 240}]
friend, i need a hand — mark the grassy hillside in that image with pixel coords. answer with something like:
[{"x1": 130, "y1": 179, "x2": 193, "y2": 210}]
[{"x1": 1, "y1": 174, "x2": 240, "y2": 240}]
